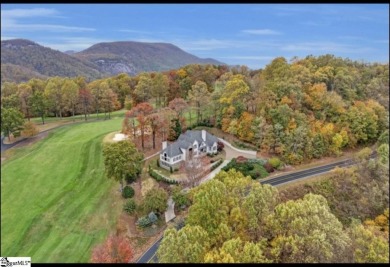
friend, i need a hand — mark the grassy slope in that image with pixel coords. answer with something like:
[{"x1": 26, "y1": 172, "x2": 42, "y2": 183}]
[{"x1": 1, "y1": 118, "x2": 124, "y2": 262}]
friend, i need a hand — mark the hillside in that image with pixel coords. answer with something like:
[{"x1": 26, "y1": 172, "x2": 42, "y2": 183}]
[
  {"x1": 1, "y1": 39, "x2": 224, "y2": 82},
  {"x1": 1, "y1": 39, "x2": 105, "y2": 82},
  {"x1": 73, "y1": 41, "x2": 224, "y2": 75},
  {"x1": 1, "y1": 63, "x2": 48, "y2": 83}
]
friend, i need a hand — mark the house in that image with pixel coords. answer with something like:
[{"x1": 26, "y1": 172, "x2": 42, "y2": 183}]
[{"x1": 159, "y1": 130, "x2": 219, "y2": 170}]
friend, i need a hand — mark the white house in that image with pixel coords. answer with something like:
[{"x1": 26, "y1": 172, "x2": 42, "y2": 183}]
[{"x1": 159, "y1": 130, "x2": 218, "y2": 170}]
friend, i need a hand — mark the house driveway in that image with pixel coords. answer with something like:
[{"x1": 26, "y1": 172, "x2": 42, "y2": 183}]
[{"x1": 218, "y1": 138, "x2": 257, "y2": 160}]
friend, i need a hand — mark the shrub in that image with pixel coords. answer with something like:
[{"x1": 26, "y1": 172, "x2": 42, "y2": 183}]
[
  {"x1": 123, "y1": 199, "x2": 136, "y2": 214},
  {"x1": 156, "y1": 159, "x2": 160, "y2": 168},
  {"x1": 137, "y1": 216, "x2": 151, "y2": 228},
  {"x1": 263, "y1": 162, "x2": 275, "y2": 173},
  {"x1": 217, "y1": 141, "x2": 224, "y2": 152},
  {"x1": 21, "y1": 121, "x2": 39, "y2": 137},
  {"x1": 269, "y1": 157, "x2": 282, "y2": 169},
  {"x1": 210, "y1": 159, "x2": 223, "y2": 171},
  {"x1": 377, "y1": 130, "x2": 389, "y2": 146},
  {"x1": 122, "y1": 186, "x2": 135, "y2": 199},
  {"x1": 148, "y1": 168, "x2": 178, "y2": 184},
  {"x1": 125, "y1": 173, "x2": 137, "y2": 184},
  {"x1": 148, "y1": 212, "x2": 158, "y2": 223},
  {"x1": 222, "y1": 158, "x2": 268, "y2": 179},
  {"x1": 170, "y1": 166, "x2": 173, "y2": 173}
]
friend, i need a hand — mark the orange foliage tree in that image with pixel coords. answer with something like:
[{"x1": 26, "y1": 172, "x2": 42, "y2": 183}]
[{"x1": 90, "y1": 234, "x2": 133, "y2": 263}]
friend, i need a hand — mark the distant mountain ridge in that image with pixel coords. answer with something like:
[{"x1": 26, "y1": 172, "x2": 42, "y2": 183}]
[
  {"x1": 1, "y1": 39, "x2": 224, "y2": 83},
  {"x1": 1, "y1": 39, "x2": 103, "y2": 83},
  {"x1": 73, "y1": 41, "x2": 223, "y2": 75}
]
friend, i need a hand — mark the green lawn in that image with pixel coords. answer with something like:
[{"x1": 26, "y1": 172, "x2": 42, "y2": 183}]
[
  {"x1": 1, "y1": 118, "x2": 125, "y2": 262},
  {"x1": 29, "y1": 109, "x2": 127, "y2": 124}
]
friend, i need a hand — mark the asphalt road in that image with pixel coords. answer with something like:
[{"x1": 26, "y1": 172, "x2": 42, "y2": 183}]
[
  {"x1": 135, "y1": 157, "x2": 363, "y2": 263},
  {"x1": 260, "y1": 158, "x2": 355, "y2": 186},
  {"x1": 1, "y1": 136, "x2": 25, "y2": 152}
]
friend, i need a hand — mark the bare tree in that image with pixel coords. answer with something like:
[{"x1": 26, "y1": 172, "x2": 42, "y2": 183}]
[{"x1": 184, "y1": 156, "x2": 204, "y2": 188}]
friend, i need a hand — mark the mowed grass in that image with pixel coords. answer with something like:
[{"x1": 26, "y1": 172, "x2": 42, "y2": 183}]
[{"x1": 1, "y1": 118, "x2": 126, "y2": 262}]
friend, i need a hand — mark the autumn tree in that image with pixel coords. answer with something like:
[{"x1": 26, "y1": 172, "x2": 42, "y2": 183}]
[
  {"x1": 1, "y1": 107, "x2": 25, "y2": 141},
  {"x1": 242, "y1": 183, "x2": 280, "y2": 242},
  {"x1": 219, "y1": 74, "x2": 250, "y2": 107},
  {"x1": 102, "y1": 140, "x2": 143, "y2": 191},
  {"x1": 17, "y1": 82, "x2": 33, "y2": 121},
  {"x1": 133, "y1": 72, "x2": 152, "y2": 103},
  {"x1": 109, "y1": 73, "x2": 132, "y2": 107},
  {"x1": 168, "y1": 97, "x2": 188, "y2": 120},
  {"x1": 184, "y1": 156, "x2": 204, "y2": 188},
  {"x1": 268, "y1": 194, "x2": 350, "y2": 263},
  {"x1": 152, "y1": 72, "x2": 169, "y2": 107},
  {"x1": 90, "y1": 234, "x2": 133, "y2": 263},
  {"x1": 140, "y1": 187, "x2": 168, "y2": 215},
  {"x1": 126, "y1": 102, "x2": 154, "y2": 149},
  {"x1": 21, "y1": 121, "x2": 38, "y2": 137},
  {"x1": 171, "y1": 185, "x2": 190, "y2": 208},
  {"x1": 147, "y1": 112, "x2": 163, "y2": 149},
  {"x1": 102, "y1": 88, "x2": 119, "y2": 119},
  {"x1": 79, "y1": 87, "x2": 92, "y2": 121},
  {"x1": 204, "y1": 238, "x2": 271, "y2": 263},
  {"x1": 157, "y1": 225, "x2": 210, "y2": 263},
  {"x1": 347, "y1": 223, "x2": 389, "y2": 263},
  {"x1": 44, "y1": 77, "x2": 64, "y2": 118},
  {"x1": 62, "y1": 79, "x2": 79, "y2": 121},
  {"x1": 90, "y1": 80, "x2": 109, "y2": 119},
  {"x1": 188, "y1": 81, "x2": 210, "y2": 124},
  {"x1": 1, "y1": 82, "x2": 20, "y2": 110},
  {"x1": 29, "y1": 78, "x2": 48, "y2": 124}
]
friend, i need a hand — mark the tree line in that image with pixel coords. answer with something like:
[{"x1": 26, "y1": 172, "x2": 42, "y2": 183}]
[{"x1": 2, "y1": 55, "x2": 389, "y2": 164}]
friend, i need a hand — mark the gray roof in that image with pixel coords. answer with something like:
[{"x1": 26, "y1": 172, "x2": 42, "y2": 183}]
[
  {"x1": 161, "y1": 130, "x2": 218, "y2": 157},
  {"x1": 205, "y1": 131, "x2": 218, "y2": 146}
]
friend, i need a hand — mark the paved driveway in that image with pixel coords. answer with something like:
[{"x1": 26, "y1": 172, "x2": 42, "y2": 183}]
[{"x1": 218, "y1": 138, "x2": 257, "y2": 160}]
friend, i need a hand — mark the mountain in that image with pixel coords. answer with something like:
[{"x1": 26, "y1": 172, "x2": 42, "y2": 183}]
[
  {"x1": 73, "y1": 41, "x2": 224, "y2": 75},
  {"x1": 1, "y1": 39, "x2": 103, "y2": 83},
  {"x1": 1, "y1": 63, "x2": 48, "y2": 83},
  {"x1": 1, "y1": 39, "x2": 225, "y2": 83},
  {"x1": 64, "y1": 50, "x2": 77, "y2": 55}
]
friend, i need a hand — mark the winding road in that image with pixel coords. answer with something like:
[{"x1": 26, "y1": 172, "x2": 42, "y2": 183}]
[{"x1": 136, "y1": 156, "x2": 364, "y2": 263}]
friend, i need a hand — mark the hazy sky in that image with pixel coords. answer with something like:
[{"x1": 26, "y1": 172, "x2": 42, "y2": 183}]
[{"x1": 1, "y1": 4, "x2": 389, "y2": 69}]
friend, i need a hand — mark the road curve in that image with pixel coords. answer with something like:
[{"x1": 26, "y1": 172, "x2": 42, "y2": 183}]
[{"x1": 136, "y1": 157, "x2": 365, "y2": 263}]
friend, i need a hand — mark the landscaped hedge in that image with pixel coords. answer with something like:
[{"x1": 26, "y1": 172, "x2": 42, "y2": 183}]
[
  {"x1": 210, "y1": 159, "x2": 223, "y2": 171},
  {"x1": 148, "y1": 166, "x2": 179, "y2": 184},
  {"x1": 222, "y1": 158, "x2": 269, "y2": 179}
]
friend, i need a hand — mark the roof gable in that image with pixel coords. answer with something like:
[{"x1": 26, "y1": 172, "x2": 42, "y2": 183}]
[{"x1": 161, "y1": 130, "x2": 218, "y2": 157}]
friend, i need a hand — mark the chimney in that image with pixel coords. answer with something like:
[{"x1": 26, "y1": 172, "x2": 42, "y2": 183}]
[
  {"x1": 162, "y1": 141, "x2": 167, "y2": 150},
  {"x1": 202, "y1": 130, "x2": 206, "y2": 141}
]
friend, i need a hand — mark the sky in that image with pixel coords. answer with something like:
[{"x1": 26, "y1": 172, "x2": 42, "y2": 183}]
[{"x1": 1, "y1": 4, "x2": 389, "y2": 69}]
